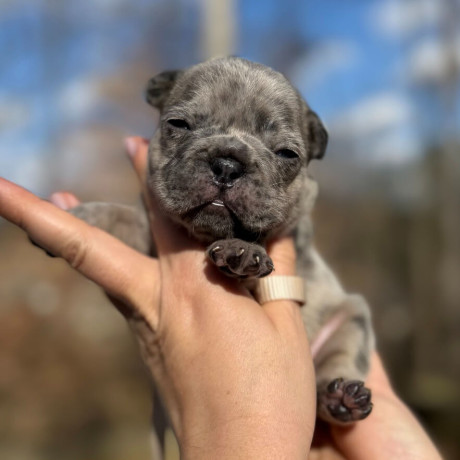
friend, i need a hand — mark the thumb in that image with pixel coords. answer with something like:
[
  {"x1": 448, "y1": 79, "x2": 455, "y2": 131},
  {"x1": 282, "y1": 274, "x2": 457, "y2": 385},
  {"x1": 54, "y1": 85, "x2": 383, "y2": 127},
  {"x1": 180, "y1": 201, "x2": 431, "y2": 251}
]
[
  {"x1": 124, "y1": 136, "x2": 149, "y2": 187},
  {"x1": 124, "y1": 136, "x2": 200, "y2": 256}
]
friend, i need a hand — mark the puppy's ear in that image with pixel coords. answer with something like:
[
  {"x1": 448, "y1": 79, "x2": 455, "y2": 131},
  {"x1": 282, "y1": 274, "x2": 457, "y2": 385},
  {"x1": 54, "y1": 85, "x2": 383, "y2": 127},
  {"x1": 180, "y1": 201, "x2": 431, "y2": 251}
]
[
  {"x1": 145, "y1": 70, "x2": 182, "y2": 110},
  {"x1": 303, "y1": 108, "x2": 328, "y2": 161}
]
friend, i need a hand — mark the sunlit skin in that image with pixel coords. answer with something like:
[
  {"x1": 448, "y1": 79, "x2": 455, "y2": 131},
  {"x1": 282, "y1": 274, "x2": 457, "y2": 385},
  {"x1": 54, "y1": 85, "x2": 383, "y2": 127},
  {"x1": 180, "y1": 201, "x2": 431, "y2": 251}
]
[{"x1": 0, "y1": 137, "x2": 442, "y2": 459}]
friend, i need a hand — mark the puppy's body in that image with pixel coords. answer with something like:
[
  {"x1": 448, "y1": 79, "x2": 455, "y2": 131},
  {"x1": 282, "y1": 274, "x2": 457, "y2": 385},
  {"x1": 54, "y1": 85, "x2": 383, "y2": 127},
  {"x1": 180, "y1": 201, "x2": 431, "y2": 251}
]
[{"x1": 71, "y1": 57, "x2": 374, "y2": 429}]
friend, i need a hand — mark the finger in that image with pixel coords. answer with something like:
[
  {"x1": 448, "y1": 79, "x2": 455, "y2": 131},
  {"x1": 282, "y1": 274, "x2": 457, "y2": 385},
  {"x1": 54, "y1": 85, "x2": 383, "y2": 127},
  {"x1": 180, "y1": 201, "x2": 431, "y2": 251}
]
[
  {"x1": 365, "y1": 352, "x2": 394, "y2": 396},
  {"x1": 50, "y1": 191, "x2": 81, "y2": 210},
  {"x1": 124, "y1": 136, "x2": 149, "y2": 192},
  {"x1": 0, "y1": 178, "x2": 159, "y2": 326},
  {"x1": 266, "y1": 236, "x2": 297, "y2": 276},
  {"x1": 260, "y1": 236, "x2": 307, "y2": 330},
  {"x1": 124, "y1": 136, "x2": 200, "y2": 255}
]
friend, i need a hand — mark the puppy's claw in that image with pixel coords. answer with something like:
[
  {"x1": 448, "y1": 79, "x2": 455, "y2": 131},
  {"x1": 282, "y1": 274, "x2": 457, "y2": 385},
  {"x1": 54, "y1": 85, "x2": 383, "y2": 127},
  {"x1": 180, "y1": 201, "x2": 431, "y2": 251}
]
[
  {"x1": 344, "y1": 380, "x2": 363, "y2": 396},
  {"x1": 327, "y1": 378, "x2": 344, "y2": 394},
  {"x1": 211, "y1": 245, "x2": 223, "y2": 254}
]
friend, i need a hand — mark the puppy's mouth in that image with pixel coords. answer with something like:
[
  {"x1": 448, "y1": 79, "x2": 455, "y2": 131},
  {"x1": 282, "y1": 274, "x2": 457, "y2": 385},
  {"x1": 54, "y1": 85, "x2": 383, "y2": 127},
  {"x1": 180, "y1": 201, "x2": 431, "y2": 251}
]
[
  {"x1": 179, "y1": 198, "x2": 259, "y2": 241},
  {"x1": 206, "y1": 199, "x2": 234, "y2": 217},
  {"x1": 182, "y1": 198, "x2": 233, "y2": 219}
]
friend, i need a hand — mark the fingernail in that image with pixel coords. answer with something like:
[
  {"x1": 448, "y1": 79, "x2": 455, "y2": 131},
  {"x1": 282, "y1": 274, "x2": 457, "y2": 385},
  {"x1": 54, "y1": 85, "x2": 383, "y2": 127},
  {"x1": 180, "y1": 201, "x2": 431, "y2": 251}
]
[
  {"x1": 50, "y1": 193, "x2": 70, "y2": 210},
  {"x1": 124, "y1": 137, "x2": 138, "y2": 159}
]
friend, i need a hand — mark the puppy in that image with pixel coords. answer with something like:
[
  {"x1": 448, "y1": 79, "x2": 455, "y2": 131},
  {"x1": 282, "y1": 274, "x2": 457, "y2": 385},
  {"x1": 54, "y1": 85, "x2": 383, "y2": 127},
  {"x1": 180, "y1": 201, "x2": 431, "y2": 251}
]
[{"x1": 71, "y1": 57, "x2": 374, "y2": 426}]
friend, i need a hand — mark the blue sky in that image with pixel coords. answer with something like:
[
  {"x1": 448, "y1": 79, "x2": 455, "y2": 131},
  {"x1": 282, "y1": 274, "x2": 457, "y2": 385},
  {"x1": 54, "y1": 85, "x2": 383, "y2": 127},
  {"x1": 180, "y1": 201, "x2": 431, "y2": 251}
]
[{"x1": 0, "y1": 0, "x2": 458, "y2": 194}]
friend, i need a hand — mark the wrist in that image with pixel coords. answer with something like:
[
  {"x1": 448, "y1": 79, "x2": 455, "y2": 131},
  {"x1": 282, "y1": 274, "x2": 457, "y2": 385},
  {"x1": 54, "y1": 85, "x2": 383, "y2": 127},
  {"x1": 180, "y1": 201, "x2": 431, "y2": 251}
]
[{"x1": 180, "y1": 415, "x2": 313, "y2": 460}]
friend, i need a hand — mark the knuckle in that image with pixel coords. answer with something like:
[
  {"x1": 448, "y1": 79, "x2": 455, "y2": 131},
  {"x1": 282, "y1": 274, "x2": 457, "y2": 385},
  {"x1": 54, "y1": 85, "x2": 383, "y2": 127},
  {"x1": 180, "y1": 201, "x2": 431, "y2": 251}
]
[{"x1": 60, "y1": 235, "x2": 88, "y2": 270}]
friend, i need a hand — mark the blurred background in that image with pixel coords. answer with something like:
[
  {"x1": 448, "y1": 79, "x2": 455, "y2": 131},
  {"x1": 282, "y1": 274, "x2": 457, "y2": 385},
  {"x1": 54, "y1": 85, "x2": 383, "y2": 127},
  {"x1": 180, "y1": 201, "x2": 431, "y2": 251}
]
[{"x1": 1, "y1": 0, "x2": 459, "y2": 459}]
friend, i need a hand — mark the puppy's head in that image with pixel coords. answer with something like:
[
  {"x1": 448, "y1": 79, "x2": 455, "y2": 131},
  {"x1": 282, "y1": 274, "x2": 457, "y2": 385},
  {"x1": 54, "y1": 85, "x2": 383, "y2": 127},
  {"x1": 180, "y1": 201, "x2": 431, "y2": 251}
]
[{"x1": 145, "y1": 57, "x2": 327, "y2": 243}]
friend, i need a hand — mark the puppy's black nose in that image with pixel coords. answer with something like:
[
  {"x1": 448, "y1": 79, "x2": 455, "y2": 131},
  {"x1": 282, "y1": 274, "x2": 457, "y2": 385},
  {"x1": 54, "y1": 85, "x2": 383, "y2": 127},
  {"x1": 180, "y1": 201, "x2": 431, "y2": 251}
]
[{"x1": 210, "y1": 157, "x2": 245, "y2": 187}]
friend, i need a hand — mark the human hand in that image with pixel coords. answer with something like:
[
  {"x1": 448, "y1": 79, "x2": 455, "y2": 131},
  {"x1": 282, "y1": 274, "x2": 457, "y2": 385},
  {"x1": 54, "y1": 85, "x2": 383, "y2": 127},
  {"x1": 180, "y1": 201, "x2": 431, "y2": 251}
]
[
  {"x1": 0, "y1": 137, "x2": 316, "y2": 459},
  {"x1": 123, "y1": 140, "x2": 442, "y2": 460}
]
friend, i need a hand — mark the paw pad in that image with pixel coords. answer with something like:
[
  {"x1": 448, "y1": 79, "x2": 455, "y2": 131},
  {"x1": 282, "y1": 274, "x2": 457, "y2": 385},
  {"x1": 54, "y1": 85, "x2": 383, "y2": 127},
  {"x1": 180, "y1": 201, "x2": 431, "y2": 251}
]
[
  {"x1": 207, "y1": 239, "x2": 274, "y2": 279},
  {"x1": 318, "y1": 378, "x2": 372, "y2": 424}
]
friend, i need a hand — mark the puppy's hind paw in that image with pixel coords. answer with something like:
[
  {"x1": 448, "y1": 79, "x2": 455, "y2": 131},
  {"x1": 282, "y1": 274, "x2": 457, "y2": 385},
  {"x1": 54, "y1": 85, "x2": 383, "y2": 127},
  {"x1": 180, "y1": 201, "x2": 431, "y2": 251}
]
[
  {"x1": 207, "y1": 239, "x2": 274, "y2": 279},
  {"x1": 317, "y1": 378, "x2": 372, "y2": 424}
]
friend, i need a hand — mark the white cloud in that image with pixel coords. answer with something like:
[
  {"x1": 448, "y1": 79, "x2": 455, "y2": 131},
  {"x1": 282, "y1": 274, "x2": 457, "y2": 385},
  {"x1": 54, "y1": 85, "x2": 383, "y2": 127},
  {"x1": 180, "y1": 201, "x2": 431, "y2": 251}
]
[
  {"x1": 330, "y1": 92, "x2": 414, "y2": 138},
  {"x1": 368, "y1": 130, "x2": 421, "y2": 166},
  {"x1": 57, "y1": 78, "x2": 101, "y2": 121},
  {"x1": 408, "y1": 38, "x2": 448, "y2": 83},
  {"x1": 290, "y1": 40, "x2": 359, "y2": 89},
  {"x1": 329, "y1": 92, "x2": 420, "y2": 166},
  {"x1": 372, "y1": 0, "x2": 442, "y2": 38},
  {"x1": 407, "y1": 36, "x2": 460, "y2": 84}
]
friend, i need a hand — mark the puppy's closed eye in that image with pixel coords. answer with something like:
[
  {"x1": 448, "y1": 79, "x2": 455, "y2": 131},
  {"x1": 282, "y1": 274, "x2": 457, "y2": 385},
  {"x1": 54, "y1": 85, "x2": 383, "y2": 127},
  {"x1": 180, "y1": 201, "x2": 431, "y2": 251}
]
[
  {"x1": 167, "y1": 119, "x2": 191, "y2": 130},
  {"x1": 275, "y1": 149, "x2": 299, "y2": 159}
]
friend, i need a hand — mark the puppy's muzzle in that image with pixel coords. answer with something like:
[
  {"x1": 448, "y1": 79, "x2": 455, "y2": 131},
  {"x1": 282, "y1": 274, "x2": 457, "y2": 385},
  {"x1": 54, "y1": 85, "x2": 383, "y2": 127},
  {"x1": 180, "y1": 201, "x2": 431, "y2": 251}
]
[{"x1": 210, "y1": 156, "x2": 245, "y2": 188}]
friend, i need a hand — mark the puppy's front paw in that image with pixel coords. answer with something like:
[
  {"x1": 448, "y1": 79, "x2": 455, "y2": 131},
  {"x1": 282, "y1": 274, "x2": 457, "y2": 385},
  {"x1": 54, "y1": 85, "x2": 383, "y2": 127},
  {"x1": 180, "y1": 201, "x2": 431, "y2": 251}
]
[
  {"x1": 207, "y1": 239, "x2": 274, "y2": 279},
  {"x1": 317, "y1": 378, "x2": 372, "y2": 424}
]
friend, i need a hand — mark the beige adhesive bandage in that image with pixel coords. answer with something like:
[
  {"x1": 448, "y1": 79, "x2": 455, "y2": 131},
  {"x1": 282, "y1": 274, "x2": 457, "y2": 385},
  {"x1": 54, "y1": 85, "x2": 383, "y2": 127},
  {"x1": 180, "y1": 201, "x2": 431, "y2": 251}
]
[{"x1": 255, "y1": 275, "x2": 306, "y2": 305}]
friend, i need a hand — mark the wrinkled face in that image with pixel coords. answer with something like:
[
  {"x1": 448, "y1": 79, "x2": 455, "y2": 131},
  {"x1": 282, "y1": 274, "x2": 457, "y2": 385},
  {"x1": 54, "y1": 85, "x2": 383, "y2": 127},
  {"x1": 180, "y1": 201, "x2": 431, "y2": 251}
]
[{"x1": 147, "y1": 58, "x2": 326, "y2": 243}]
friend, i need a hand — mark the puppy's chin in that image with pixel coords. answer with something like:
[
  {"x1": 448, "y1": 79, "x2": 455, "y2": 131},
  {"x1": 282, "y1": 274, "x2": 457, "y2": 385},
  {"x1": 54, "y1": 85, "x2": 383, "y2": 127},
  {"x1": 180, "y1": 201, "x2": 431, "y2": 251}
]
[{"x1": 179, "y1": 202, "x2": 246, "y2": 242}]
